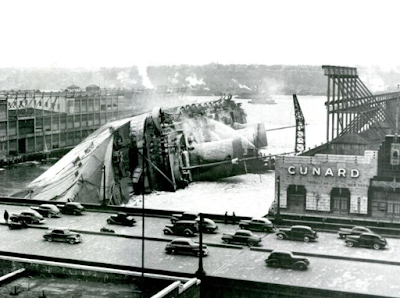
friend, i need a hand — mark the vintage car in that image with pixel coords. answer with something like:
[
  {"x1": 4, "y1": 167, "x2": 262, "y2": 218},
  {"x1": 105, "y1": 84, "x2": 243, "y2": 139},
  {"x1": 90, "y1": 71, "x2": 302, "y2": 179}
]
[
  {"x1": 239, "y1": 217, "x2": 275, "y2": 232},
  {"x1": 8, "y1": 221, "x2": 29, "y2": 230},
  {"x1": 276, "y1": 225, "x2": 318, "y2": 242},
  {"x1": 165, "y1": 238, "x2": 209, "y2": 256},
  {"x1": 57, "y1": 202, "x2": 85, "y2": 215},
  {"x1": 338, "y1": 226, "x2": 374, "y2": 239},
  {"x1": 163, "y1": 220, "x2": 199, "y2": 236},
  {"x1": 43, "y1": 228, "x2": 82, "y2": 244},
  {"x1": 107, "y1": 212, "x2": 136, "y2": 226},
  {"x1": 170, "y1": 212, "x2": 199, "y2": 224},
  {"x1": 100, "y1": 227, "x2": 115, "y2": 233},
  {"x1": 197, "y1": 218, "x2": 219, "y2": 233},
  {"x1": 10, "y1": 210, "x2": 45, "y2": 224},
  {"x1": 345, "y1": 233, "x2": 387, "y2": 250},
  {"x1": 265, "y1": 250, "x2": 310, "y2": 270},
  {"x1": 31, "y1": 204, "x2": 61, "y2": 218},
  {"x1": 221, "y1": 230, "x2": 262, "y2": 246}
]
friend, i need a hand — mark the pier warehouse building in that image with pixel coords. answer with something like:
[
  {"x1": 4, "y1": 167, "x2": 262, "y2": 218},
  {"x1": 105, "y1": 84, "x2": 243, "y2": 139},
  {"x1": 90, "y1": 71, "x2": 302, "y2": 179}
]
[
  {"x1": 0, "y1": 87, "x2": 185, "y2": 165},
  {"x1": 275, "y1": 135, "x2": 400, "y2": 220},
  {"x1": 275, "y1": 150, "x2": 377, "y2": 217}
]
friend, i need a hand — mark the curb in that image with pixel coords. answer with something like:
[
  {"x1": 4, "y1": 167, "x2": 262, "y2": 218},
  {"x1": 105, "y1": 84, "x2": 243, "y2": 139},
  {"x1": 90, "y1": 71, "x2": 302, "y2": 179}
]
[
  {"x1": 206, "y1": 243, "x2": 243, "y2": 250},
  {"x1": 0, "y1": 222, "x2": 243, "y2": 249}
]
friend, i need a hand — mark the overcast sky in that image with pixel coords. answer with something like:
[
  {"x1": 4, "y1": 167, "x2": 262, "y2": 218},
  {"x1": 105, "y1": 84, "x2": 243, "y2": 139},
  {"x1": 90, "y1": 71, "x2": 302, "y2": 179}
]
[{"x1": 1, "y1": 0, "x2": 399, "y2": 69}]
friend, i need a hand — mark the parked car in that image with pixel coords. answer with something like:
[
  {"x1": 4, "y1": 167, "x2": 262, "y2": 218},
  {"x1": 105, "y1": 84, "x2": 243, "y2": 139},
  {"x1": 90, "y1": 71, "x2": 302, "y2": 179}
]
[
  {"x1": 239, "y1": 217, "x2": 275, "y2": 232},
  {"x1": 107, "y1": 212, "x2": 136, "y2": 226},
  {"x1": 31, "y1": 204, "x2": 61, "y2": 218},
  {"x1": 10, "y1": 210, "x2": 45, "y2": 224},
  {"x1": 265, "y1": 250, "x2": 310, "y2": 270},
  {"x1": 338, "y1": 226, "x2": 374, "y2": 239},
  {"x1": 8, "y1": 221, "x2": 28, "y2": 230},
  {"x1": 221, "y1": 230, "x2": 262, "y2": 246},
  {"x1": 276, "y1": 225, "x2": 318, "y2": 242},
  {"x1": 345, "y1": 233, "x2": 387, "y2": 250},
  {"x1": 43, "y1": 228, "x2": 82, "y2": 244},
  {"x1": 197, "y1": 218, "x2": 219, "y2": 233},
  {"x1": 100, "y1": 227, "x2": 115, "y2": 233},
  {"x1": 163, "y1": 220, "x2": 199, "y2": 236},
  {"x1": 165, "y1": 238, "x2": 209, "y2": 256},
  {"x1": 57, "y1": 202, "x2": 85, "y2": 215},
  {"x1": 170, "y1": 212, "x2": 199, "y2": 224}
]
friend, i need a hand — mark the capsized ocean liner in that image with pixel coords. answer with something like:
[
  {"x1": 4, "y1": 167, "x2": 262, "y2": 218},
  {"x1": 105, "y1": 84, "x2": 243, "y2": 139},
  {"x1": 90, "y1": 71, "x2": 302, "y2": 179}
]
[{"x1": 25, "y1": 95, "x2": 268, "y2": 205}]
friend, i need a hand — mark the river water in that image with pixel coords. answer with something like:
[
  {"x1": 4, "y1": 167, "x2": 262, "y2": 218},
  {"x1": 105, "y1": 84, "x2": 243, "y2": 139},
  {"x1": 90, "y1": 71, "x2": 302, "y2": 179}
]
[{"x1": 0, "y1": 95, "x2": 327, "y2": 216}]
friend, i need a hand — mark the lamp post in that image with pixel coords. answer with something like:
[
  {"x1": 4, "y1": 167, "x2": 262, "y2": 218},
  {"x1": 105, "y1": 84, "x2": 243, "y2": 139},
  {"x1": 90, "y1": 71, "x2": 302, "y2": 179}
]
[
  {"x1": 276, "y1": 175, "x2": 282, "y2": 224},
  {"x1": 196, "y1": 213, "x2": 206, "y2": 278},
  {"x1": 102, "y1": 164, "x2": 106, "y2": 206}
]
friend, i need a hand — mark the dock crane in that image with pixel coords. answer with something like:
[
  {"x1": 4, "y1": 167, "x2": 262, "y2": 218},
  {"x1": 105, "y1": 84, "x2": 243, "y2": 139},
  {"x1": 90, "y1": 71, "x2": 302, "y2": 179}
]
[{"x1": 293, "y1": 94, "x2": 306, "y2": 154}]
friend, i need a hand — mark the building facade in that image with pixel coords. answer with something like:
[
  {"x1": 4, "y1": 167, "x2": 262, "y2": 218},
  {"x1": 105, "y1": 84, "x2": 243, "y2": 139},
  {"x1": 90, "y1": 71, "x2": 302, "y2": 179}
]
[
  {"x1": 275, "y1": 151, "x2": 378, "y2": 217},
  {"x1": 274, "y1": 135, "x2": 400, "y2": 221},
  {"x1": 0, "y1": 88, "x2": 178, "y2": 164}
]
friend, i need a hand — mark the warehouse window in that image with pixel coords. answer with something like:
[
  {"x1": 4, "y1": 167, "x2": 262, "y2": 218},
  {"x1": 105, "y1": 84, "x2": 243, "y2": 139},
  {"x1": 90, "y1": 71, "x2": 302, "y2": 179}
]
[
  {"x1": 378, "y1": 202, "x2": 387, "y2": 211},
  {"x1": 387, "y1": 203, "x2": 400, "y2": 214}
]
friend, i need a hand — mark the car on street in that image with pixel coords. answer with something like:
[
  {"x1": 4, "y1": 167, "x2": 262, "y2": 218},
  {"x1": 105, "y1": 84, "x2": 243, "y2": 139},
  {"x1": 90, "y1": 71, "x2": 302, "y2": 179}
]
[
  {"x1": 31, "y1": 204, "x2": 61, "y2": 218},
  {"x1": 345, "y1": 233, "x2": 387, "y2": 250},
  {"x1": 107, "y1": 212, "x2": 136, "y2": 226},
  {"x1": 276, "y1": 225, "x2": 318, "y2": 242},
  {"x1": 265, "y1": 250, "x2": 310, "y2": 270},
  {"x1": 163, "y1": 220, "x2": 199, "y2": 236},
  {"x1": 171, "y1": 212, "x2": 217, "y2": 233},
  {"x1": 165, "y1": 238, "x2": 209, "y2": 256},
  {"x1": 198, "y1": 218, "x2": 219, "y2": 233},
  {"x1": 57, "y1": 202, "x2": 85, "y2": 215},
  {"x1": 10, "y1": 210, "x2": 45, "y2": 224},
  {"x1": 170, "y1": 212, "x2": 199, "y2": 224},
  {"x1": 221, "y1": 229, "x2": 262, "y2": 246},
  {"x1": 8, "y1": 221, "x2": 28, "y2": 230},
  {"x1": 43, "y1": 228, "x2": 82, "y2": 244},
  {"x1": 338, "y1": 226, "x2": 374, "y2": 239},
  {"x1": 239, "y1": 217, "x2": 275, "y2": 232}
]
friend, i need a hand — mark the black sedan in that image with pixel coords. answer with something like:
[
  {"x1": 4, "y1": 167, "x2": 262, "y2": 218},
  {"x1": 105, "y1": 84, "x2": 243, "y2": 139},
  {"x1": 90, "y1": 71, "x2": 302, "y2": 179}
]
[
  {"x1": 239, "y1": 217, "x2": 275, "y2": 232},
  {"x1": 31, "y1": 204, "x2": 61, "y2": 218},
  {"x1": 43, "y1": 228, "x2": 82, "y2": 244},
  {"x1": 265, "y1": 250, "x2": 310, "y2": 270},
  {"x1": 57, "y1": 202, "x2": 85, "y2": 215},
  {"x1": 10, "y1": 210, "x2": 45, "y2": 224},
  {"x1": 345, "y1": 233, "x2": 387, "y2": 250},
  {"x1": 197, "y1": 218, "x2": 219, "y2": 233},
  {"x1": 107, "y1": 212, "x2": 136, "y2": 226},
  {"x1": 165, "y1": 238, "x2": 209, "y2": 256}
]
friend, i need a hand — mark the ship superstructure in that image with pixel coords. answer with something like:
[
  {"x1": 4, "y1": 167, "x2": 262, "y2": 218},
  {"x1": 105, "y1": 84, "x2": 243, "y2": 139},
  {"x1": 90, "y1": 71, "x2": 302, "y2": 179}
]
[{"x1": 25, "y1": 95, "x2": 267, "y2": 205}]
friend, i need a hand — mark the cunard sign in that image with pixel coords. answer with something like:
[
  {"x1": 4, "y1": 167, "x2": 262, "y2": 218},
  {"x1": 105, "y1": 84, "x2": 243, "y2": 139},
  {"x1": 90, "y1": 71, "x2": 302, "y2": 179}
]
[{"x1": 287, "y1": 166, "x2": 360, "y2": 178}]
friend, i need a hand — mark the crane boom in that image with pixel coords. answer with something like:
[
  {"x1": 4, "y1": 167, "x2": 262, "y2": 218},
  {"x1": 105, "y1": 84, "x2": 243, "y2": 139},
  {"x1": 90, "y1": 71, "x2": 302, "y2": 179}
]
[{"x1": 293, "y1": 94, "x2": 306, "y2": 154}]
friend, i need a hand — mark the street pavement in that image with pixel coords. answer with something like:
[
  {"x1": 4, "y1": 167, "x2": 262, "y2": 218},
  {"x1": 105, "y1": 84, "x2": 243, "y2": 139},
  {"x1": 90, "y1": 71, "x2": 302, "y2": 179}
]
[{"x1": 1, "y1": 204, "x2": 400, "y2": 297}]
